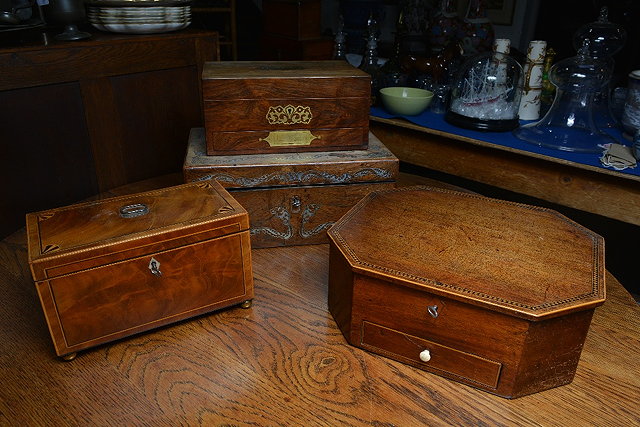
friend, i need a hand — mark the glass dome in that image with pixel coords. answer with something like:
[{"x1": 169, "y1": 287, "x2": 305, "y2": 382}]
[
  {"x1": 445, "y1": 43, "x2": 523, "y2": 131},
  {"x1": 513, "y1": 41, "x2": 617, "y2": 153},
  {"x1": 572, "y1": 7, "x2": 627, "y2": 59},
  {"x1": 572, "y1": 7, "x2": 627, "y2": 130}
]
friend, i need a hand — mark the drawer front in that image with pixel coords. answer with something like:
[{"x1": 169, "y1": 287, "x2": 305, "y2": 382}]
[
  {"x1": 204, "y1": 98, "x2": 369, "y2": 132},
  {"x1": 48, "y1": 233, "x2": 251, "y2": 348},
  {"x1": 231, "y1": 182, "x2": 394, "y2": 248},
  {"x1": 206, "y1": 127, "x2": 368, "y2": 155},
  {"x1": 353, "y1": 275, "x2": 528, "y2": 362},
  {"x1": 361, "y1": 321, "x2": 502, "y2": 389}
]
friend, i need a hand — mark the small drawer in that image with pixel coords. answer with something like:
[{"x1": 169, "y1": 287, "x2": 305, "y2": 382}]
[
  {"x1": 361, "y1": 321, "x2": 502, "y2": 389},
  {"x1": 206, "y1": 127, "x2": 367, "y2": 155},
  {"x1": 203, "y1": 98, "x2": 369, "y2": 132},
  {"x1": 355, "y1": 276, "x2": 527, "y2": 359}
]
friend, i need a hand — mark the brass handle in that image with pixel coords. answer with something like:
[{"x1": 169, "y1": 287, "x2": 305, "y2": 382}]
[{"x1": 120, "y1": 203, "x2": 149, "y2": 218}]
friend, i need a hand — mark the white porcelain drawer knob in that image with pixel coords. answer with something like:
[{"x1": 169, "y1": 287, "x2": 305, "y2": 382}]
[{"x1": 419, "y1": 349, "x2": 431, "y2": 362}]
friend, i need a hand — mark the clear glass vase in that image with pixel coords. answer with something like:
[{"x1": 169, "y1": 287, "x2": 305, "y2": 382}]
[{"x1": 513, "y1": 41, "x2": 617, "y2": 153}]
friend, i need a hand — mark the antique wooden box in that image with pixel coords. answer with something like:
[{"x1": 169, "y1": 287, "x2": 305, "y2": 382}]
[
  {"x1": 26, "y1": 180, "x2": 254, "y2": 360},
  {"x1": 183, "y1": 127, "x2": 397, "y2": 248},
  {"x1": 201, "y1": 60, "x2": 370, "y2": 155},
  {"x1": 328, "y1": 187, "x2": 606, "y2": 398}
]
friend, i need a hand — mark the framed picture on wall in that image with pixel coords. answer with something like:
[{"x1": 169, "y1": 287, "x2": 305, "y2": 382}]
[{"x1": 486, "y1": 0, "x2": 516, "y2": 26}]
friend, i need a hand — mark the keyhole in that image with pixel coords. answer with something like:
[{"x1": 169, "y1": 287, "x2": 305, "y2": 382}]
[
  {"x1": 148, "y1": 257, "x2": 162, "y2": 276},
  {"x1": 427, "y1": 305, "x2": 439, "y2": 318}
]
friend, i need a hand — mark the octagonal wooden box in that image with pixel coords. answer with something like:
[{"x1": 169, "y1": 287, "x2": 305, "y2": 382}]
[{"x1": 327, "y1": 186, "x2": 605, "y2": 398}]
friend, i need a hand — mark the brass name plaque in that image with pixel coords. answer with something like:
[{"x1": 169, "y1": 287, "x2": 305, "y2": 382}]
[
  {"x1": 260, "y1": 130, "x2": 320, "y2": 147},
  {"x1": 266, "y1": 105, "x2": 313, "y2": 125}
]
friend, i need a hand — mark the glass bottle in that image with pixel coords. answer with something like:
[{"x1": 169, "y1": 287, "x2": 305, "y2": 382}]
[
  {"x1": 458, "y1": 0, "x2": 494, "y2": 56},
  {"x1": 333, "y1": 15, "x2": 347, "y2": 60},
  {"x1": 427, "y1": 0, "x2": 461, "y2": 55},
  {"x1": 539, "y1": 48, "x2": 557, "y2": 117},
  {"x1": 379, "y1": 11, "x2": 408, "y2": 88},
  {"x1": 359, "y1": 17, "x2": 381, "y2": 106}
]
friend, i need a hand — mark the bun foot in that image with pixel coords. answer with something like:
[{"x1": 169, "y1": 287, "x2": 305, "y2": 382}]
[
  {"x1": 240, "y1": 299, "x2": 253, "y2": 309},
  {"x1": 61, "y1": 352, "x2": 77, "y2": 361}
]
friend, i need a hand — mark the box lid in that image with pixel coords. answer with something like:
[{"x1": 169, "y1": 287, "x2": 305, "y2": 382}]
[
  {"x1": 201, "y1": 60, "x2": 370, "y2": 100},
  {"x1": 27, "y1": 180, "x2": 249, "y2": 281},
  {"x1": 183, "y1": 127, "x2": 398, "y2": 189},
  {"x1": 328, "y1": 187, "x2": 606, "y2": 321}
]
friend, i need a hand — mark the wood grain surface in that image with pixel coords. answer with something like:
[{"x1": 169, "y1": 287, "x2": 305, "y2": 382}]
[
  {"x1": 328, "y1": 187, "x2": 605, "y2": 318},
  {"x1": 1, "y1": 174, "x2": 638, "y2": 425},
  {"x1": 1, "y1": 228, "x2": 639, "y2": 425}
]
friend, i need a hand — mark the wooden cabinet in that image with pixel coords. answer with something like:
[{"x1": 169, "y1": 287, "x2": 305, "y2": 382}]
[
  {"x1": 192, "y1": 0, "x2": 237, "y2": 60},
  {"x1": 0, "y1": 29, "x2": 218, "y2": 238},
  {"x1": 260, "y1": 0, "x2": 333, "y2": 60}
]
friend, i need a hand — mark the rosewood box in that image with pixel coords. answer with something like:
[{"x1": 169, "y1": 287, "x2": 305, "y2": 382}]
[
  {"x1": 27, "y1": 180, "x2": 254, "y2": 360},
  {"x1": 183, "y1": 127, "x2": 397, "y2": 248},
  {"x1": 201, "y1": 60, "x2": 370, "y2": 155},
  {"x1": 328, "y1": 186, "x2": 606, "y2": 398}
]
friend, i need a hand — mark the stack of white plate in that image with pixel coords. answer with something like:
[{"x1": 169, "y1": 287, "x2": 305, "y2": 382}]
[{"x1": 86, "y1": 0, "x2": 192, "y2": 34}]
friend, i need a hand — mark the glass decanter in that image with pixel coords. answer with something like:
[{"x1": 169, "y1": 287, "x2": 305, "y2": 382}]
[{"x1": 573, "y1": 7, "x2": 627, "y2": 129}]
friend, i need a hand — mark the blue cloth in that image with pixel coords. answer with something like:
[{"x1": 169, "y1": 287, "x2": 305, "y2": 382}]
[{"x1": 370, "y1": 106, "x2": 640, "y2": 178}]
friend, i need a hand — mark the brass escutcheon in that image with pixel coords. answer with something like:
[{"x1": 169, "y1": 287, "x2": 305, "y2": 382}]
[
  {"x1": 260, "y1": 130, "x2": 319, "y2": 147},
  {"x1": 266, "y1": 104, "x2": 312, "y2": 125}
]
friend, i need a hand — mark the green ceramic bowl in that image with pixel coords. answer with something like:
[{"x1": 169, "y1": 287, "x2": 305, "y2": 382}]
[{"x1": 379, "y1": 87, "x2": 434, "y2": 116}]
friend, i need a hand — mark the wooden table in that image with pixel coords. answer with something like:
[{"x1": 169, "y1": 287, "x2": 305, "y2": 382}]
[
  {"x1": 370, "y1": 117, "x2": 640, "y2": 227},
  {"x1": 1, "y1": 186, "x2": 638, "y2": 424}
]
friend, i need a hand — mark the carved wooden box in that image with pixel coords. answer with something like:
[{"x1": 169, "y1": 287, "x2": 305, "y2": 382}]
[
  {"x1": 328, "y1": 187, "x2": 606, "y2": 398},
  {"x1": 201, "y1": 60, "x2": 370, "y2": 155},
  {"x1": 183, "y1": 127, "x2": 397, "y2": 248},
  {"x1": 26, "y1": 180, "x2": 254, "y2": 360}
]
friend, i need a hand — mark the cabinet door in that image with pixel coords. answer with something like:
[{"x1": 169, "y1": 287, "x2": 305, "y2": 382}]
[
  {"x1": 83, "y1": 66, "x2": 203, "y2": 189},
  {"x1": 0, "y1": 83, "x2": 98, "y2": 238}
]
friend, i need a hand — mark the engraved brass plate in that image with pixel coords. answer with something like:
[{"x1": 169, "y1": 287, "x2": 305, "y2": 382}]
[
  {"x1": 266, "y1": 105, "x2": 313, "y2": 125},
  {"x1": 260, "y1": 130, "x2": 320, "y2": 147}
]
